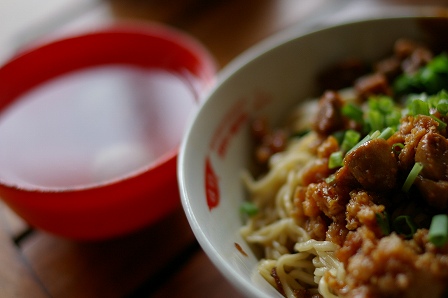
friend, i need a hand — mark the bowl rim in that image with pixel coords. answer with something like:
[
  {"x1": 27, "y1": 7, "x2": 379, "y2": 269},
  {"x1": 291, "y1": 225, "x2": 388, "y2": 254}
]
[{"x1": 0, "y1": 21, "x2": 217, "y2": 193}]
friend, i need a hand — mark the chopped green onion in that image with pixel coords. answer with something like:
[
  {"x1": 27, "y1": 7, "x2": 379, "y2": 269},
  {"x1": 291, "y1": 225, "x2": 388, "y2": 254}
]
[
  {"x1": 364, "y1": 96, "x2": 401, "y2": 133},
  {"x1": 428, "y1": 53, "x2": 448, "y2": 73},
  {"x1": 436, "y1": 99, "x2": 448, "y2": 115},
  {"x1": 408, "y1": 99, "x2": 430, "y2": 116},
  {"x1": 394, "y1": 73, "x2": 420, "y2": 96},
  {"x1": 240, "y1": 202, "x2": 259, "y2": 217},
  {"x1": 429, "y1": 214, "x2": 448, "y2": 247},
  {"x1": 378, "y1": 127, "x2": 394, "y2": 140},
  {"x1": 421, "y1": 55, "x2": 448, "y2": 94},
  {"x1": 430, "y1": 115, "x2": 447, "y2": 130},
  {"x1": 437, "y1": 90, "x2": 448, "y2": 101},
  {"x1": 332, "y1": 131, "x2": 345, "y2": 145},
  {"x1": 368, "y1": 96, "x2": 395, "y2": 113},
  {"x1": 402, "y1": 162, "x2": 424, "y2": 192},
  {"x1": 342, "y1": 103, "x2": 364, "y2": 124},
  {"x1": 340, "y1": 130, "x2": 361, "y2": 153},
  {"x1": 376, "y1": 212, "x2": 390, "y2": 236},
  {"x1": 420, "y1": 67, "x2": 444, "y2": 94},
  {"x1": 392, "y1": 142, "x2": 404, "y2": 153},
  {"x1": 393, "y1": 215, "x2": 417, "y2": 239},
  {"x1": 369, "y1": 130, "x2": 381, "y2": 139},
  {"x1": 407, "y1": 93, "x2": 428, "y2": 104},
  {"x1": 367, "y1": 109, "x2": 384, "y2": 132},
  {"x1": 368, "y1": 97, "x2": 381, "y2": 110},
  {"x1": 394, "y1": 53, "x2": 448, "y2": 96},
  {"x1": 325, "y1": 174, "x2": 336, "y2": 184},
  {"x1": 378, "y1": 96, "x2": 394, "y2": 114},
  {"x1": 385, "y1": 110, "x2": 402, "y2": 128},
  {"x1": 344, "y1": 130, "x2": 384, "y2": 158},
  {"x1": 346, "y1": 134, "x2": 371, "y2": 156},
  {"x1": 376, "y1": 96, "x2": 395, "y2": 114},
  {"x1": 328, "y1": 151, "x2": 344, "y2": 169}
]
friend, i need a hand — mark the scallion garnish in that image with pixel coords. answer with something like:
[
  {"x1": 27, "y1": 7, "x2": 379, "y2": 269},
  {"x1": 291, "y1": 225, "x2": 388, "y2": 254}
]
[
  {"x1": 402, "y1": 162, "x2": 424, "y2": 192},
  {"x1": 408, "y1": 99, "x2": 430, "y2": 116},
  {"x1": 364, "y1": 96, "x2": 401, "y2": 133},
  {"x1": 346, "y1": 134, "x2": 372, "y2": 156},
  {"x1": 392, "y1": 142, "x2": 404, "y2": 153},
  {"x1": 325, "y1": 174, "x2": 336, "y2": 184},
  {"x1": 332, "y1": 131, "x2": 345, "y2": 145},
  {"x1": 342, "y1": 103, "x2": 364, "y2": 124},
  {"x1": 436, "y1": 99, "x2": 448, "y2": 115},
  {"x1": 340, "y1": 130, "x2": 361, "y2": 153},
  {"x1": 385, "y1": 110, "x2": 402, "y2": 128},
  {"x1": 367, "y1": 110, "x2": 384, "y2": 132},
  {"x1": 376, "y1": 96, "x2": 395, "y2": 114},
  {"x1": 430, "y1": 115, "x2": 447, "y2": 130},
  {"x1": 394, "y1": 53, "x2": 448, "y2": 96},
  {"x1": 378, "y1": 127, "x2": 394, "y2": 140},
  {"x1": 240, "y1": 202, "x2": 259, "y2": 217},
  {"x1": 429, "y1": 214, "x2": 448, "y2": 247},
  {"x1": 369, "y1": 130, "x2": 381, "y2": 139},
  {"x1": 393, "y1": 215, "x2": 417, "y2": 239},
  {"x1": 401, "y1": 90, "x2": 448, "y2": 131},
  {"x1": 376, "y1": 212, "x2": 390, "y2": 236},
  {"x1": 328, "y1": 151, "x2": 344, "y2": 169}
]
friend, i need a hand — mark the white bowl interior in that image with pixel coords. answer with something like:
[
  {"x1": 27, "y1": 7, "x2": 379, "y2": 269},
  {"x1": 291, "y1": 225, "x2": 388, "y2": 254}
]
[{"x1": 179, "y1": 16, "x2": 442, "y2": 297}]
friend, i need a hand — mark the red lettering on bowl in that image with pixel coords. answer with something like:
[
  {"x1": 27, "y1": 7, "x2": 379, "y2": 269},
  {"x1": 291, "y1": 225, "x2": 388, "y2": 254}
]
[
  {"x1": 217, "y1": 111, "x2": 248, "y2": 158},
  {"x1": 210, "y1": 100, "x2": 246, "y2": 152},
  {"x1": 205, "y1": 156, "x2": 219, "y2": 210}
]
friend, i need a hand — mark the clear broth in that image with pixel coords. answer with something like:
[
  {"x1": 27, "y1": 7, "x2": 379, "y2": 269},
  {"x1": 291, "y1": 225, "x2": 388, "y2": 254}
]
[{"x1": 0, "y1": 65, "x2": 197, "y2": 189}]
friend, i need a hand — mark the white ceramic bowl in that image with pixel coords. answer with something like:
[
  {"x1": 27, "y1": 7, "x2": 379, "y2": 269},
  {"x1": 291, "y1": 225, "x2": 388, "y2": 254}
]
[{"x1": 178, "y1": 14, "x2": 447, "y2": 297}]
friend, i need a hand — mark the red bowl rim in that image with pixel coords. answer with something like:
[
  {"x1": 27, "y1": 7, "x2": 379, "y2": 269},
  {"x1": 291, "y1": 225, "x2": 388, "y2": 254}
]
[{"x1": 0, "y1": 21, "x2": 217, "y2": 196}]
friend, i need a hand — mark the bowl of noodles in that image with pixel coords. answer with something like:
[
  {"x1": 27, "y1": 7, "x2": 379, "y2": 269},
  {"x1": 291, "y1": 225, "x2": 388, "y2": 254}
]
[{"x1": 178, "y1": 14, "x2": 448, "y2": 298}]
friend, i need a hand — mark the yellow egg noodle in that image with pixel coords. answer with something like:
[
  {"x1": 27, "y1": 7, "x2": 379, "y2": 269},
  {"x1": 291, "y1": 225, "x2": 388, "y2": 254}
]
[{"x1": 241, "y1": 126, "x2": 345, "y2": 298}]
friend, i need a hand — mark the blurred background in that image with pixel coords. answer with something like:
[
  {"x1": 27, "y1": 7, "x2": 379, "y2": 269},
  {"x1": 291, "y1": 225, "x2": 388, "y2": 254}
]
[{"x1": 2, "y1": 0, "x2": 447, "y2": 67}]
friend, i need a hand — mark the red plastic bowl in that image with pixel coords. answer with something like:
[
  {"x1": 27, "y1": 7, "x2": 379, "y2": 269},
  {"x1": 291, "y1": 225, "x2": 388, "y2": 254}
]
[{"x1": 0, "y1": 23, "x2": 216, "y2": 240}]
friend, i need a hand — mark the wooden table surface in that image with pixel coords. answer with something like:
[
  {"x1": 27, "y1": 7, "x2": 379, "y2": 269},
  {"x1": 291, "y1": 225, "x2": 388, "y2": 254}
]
[{"x1": 1, "y1": 0, "x2": 447, "y2": 297}]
